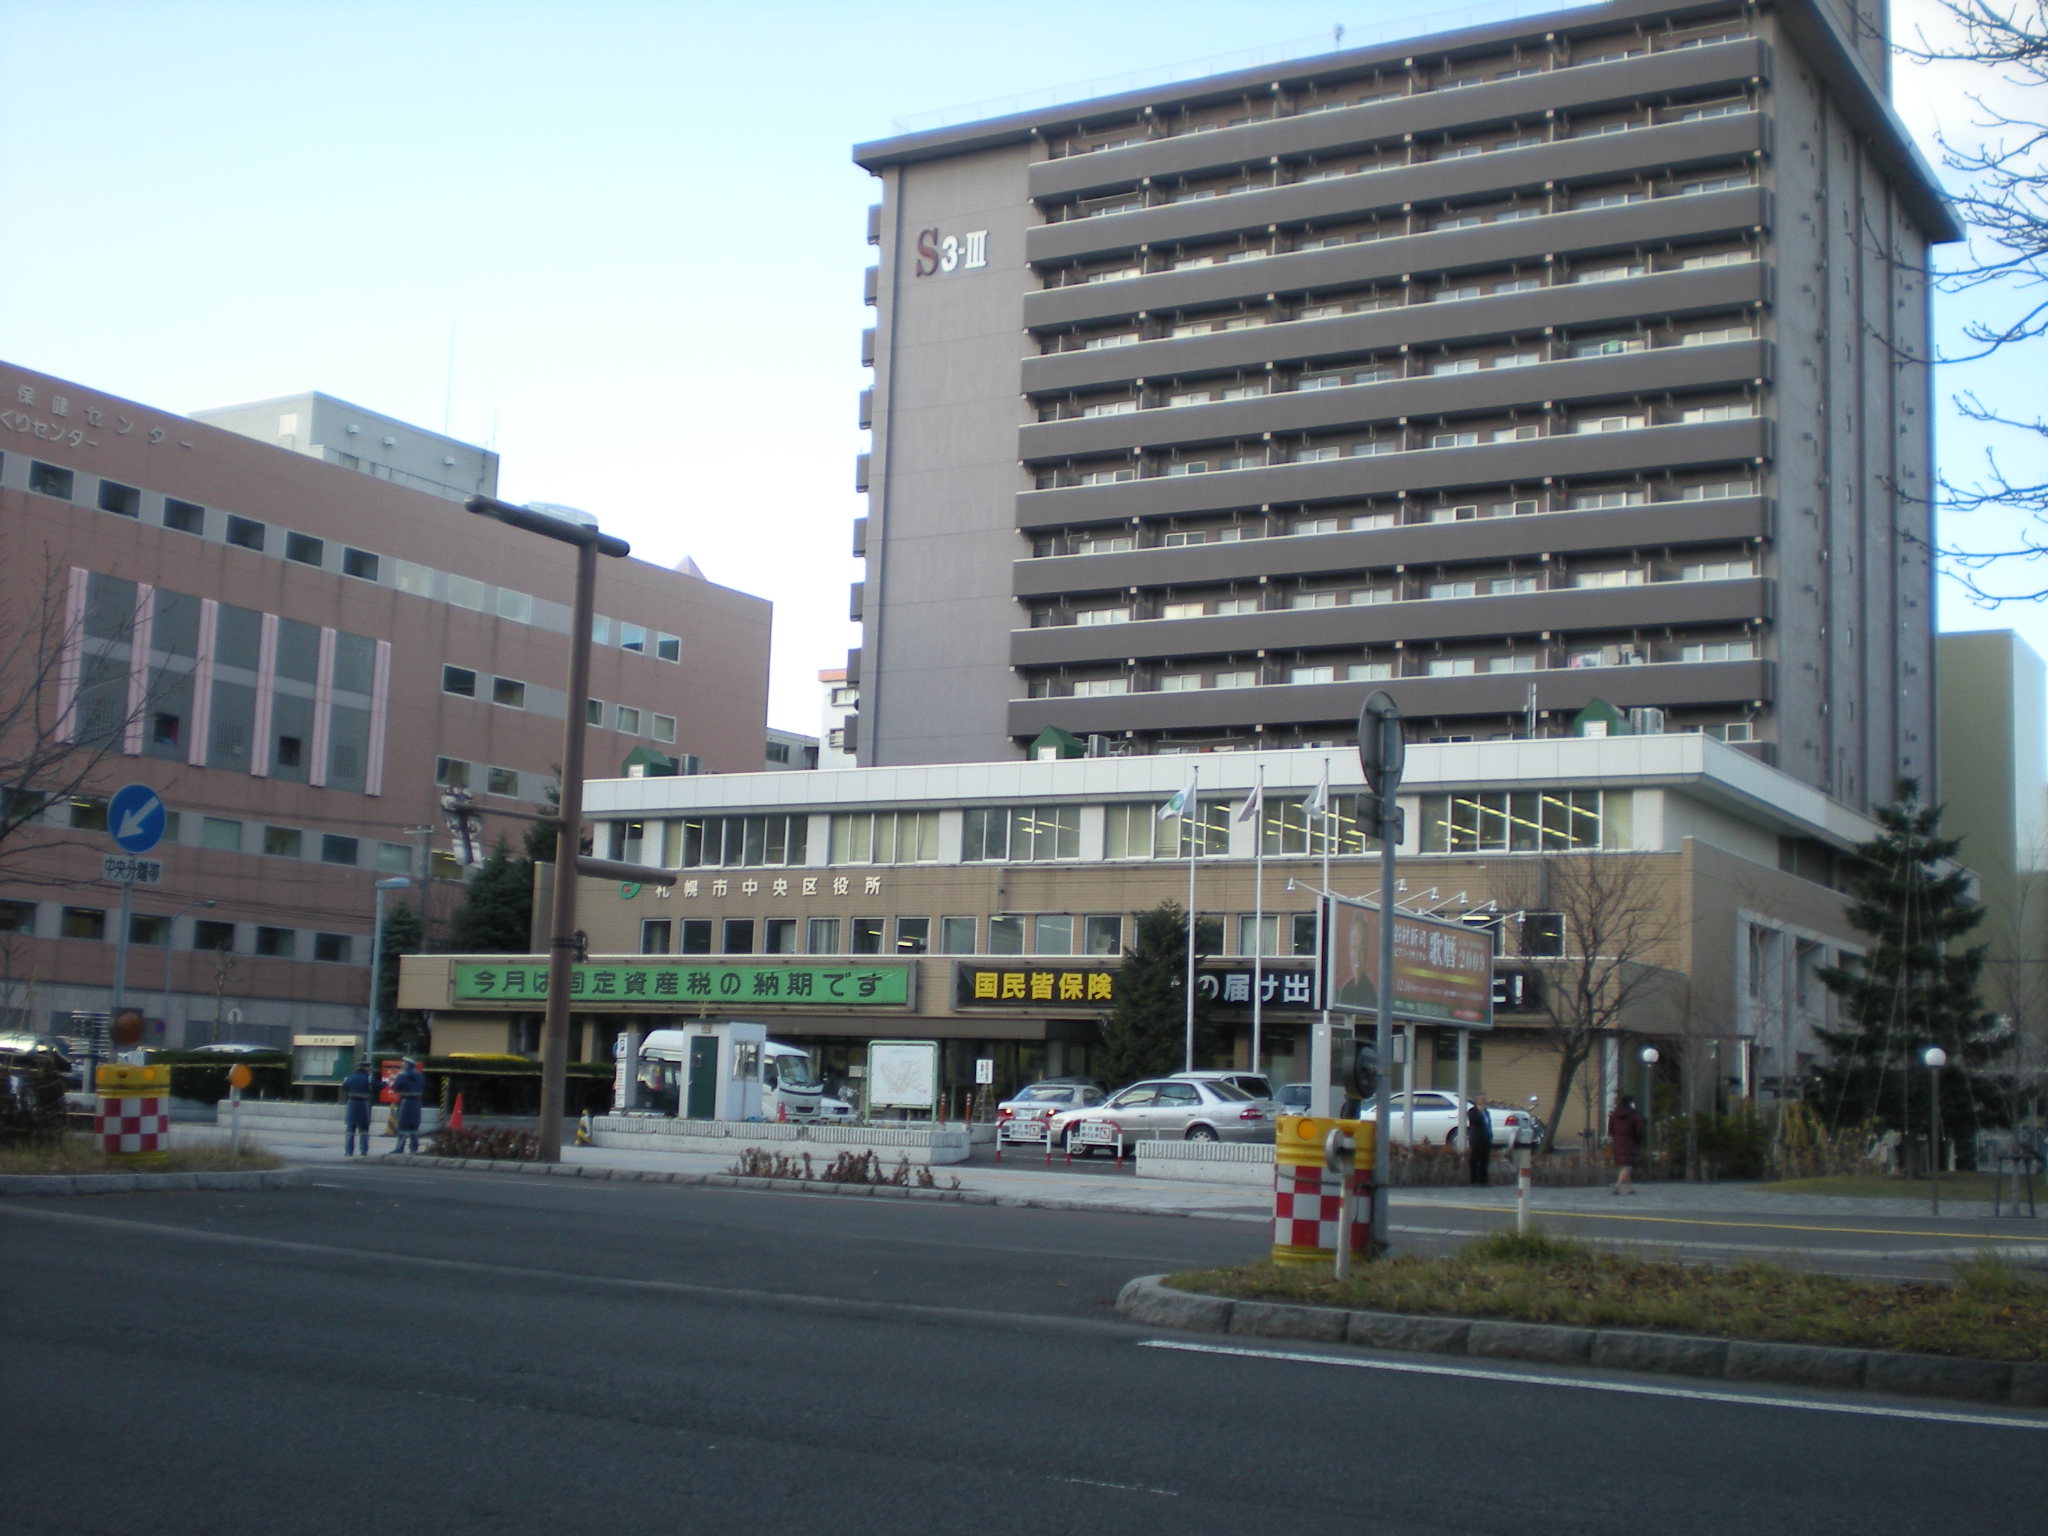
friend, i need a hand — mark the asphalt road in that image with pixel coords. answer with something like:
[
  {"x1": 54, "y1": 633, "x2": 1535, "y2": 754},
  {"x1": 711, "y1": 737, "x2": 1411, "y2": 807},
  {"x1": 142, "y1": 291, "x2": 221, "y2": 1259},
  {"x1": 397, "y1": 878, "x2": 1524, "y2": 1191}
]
[{"x1": 7, "y1": 1166, "x2": 2045, "y2": 1535}]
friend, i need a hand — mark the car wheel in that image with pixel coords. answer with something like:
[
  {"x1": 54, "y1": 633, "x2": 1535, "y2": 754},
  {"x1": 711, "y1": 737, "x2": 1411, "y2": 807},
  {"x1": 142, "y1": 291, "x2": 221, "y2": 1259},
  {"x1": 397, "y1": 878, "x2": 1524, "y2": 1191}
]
[
  {"x1": 1445, "y1": 1130, "x2": 1460, "y2": 1147},
  {"x1": 1185, "y1": 1124, "x2": 1219, "y2": 1143},
  {"x1": 1063, "y1": 1130, "x2": 1093, "y2": 1158}
]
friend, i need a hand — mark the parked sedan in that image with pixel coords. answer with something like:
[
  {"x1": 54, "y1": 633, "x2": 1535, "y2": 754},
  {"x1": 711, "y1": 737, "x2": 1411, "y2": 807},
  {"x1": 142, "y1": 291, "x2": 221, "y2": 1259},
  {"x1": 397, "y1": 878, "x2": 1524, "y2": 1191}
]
[
  {"x1": 1359, "y1": 1091, "x2": 1540, "y2": 1147},
  {"x1": 995, "y1": 1080, "x2": 1106, "y2": 1146},
  {"x1": 1046, "y1": 1077, "x2": 1271, "y2": 1153}
]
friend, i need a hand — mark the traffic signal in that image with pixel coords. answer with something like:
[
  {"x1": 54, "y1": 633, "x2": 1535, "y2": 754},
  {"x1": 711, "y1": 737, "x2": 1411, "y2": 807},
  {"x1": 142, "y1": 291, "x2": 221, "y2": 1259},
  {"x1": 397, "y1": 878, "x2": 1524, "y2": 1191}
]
[{"x1": 1348, "y1": 1042, "x2": 1379, "y2": 1102}]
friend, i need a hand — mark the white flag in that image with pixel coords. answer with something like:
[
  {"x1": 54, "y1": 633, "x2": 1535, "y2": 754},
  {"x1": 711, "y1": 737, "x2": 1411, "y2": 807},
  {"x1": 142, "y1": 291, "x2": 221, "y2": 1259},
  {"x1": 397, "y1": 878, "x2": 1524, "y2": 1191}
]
[
  {"x1": 1158, "y1": 768, "x2": 1198, "y2": 821},
  {"x1": 1235, "y1": 774, "x2": 1265, "y2": 825},
  {"x1": 1303, "y1": 762, "x2": 1330, "y2": 819}
]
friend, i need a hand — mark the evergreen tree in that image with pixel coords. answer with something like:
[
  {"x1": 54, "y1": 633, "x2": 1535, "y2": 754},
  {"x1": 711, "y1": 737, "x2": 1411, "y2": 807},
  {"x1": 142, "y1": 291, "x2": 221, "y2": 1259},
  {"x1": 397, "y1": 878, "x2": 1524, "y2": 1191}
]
[
  {"x1": 1099, "y1": 902, "x2": 1213, "y2": 1083},
  {"x1": 1814, "y1": 781, "x2": 2008, "y2": 1144},
  {"x1": 375, "y1": 900, "x2": 428, "y2": 1055},
  {"x1": 446, "y1": 836, "x2": 535, "y2": 954}
]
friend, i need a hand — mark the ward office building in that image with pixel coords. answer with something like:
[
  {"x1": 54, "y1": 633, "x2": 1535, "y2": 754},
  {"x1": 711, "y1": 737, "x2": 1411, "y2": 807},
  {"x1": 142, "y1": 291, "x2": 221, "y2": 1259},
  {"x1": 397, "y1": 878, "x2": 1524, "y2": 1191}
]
[
  {"x1": 0, "y1": 361, "x2": 771, "y2": 1047},
  {"x1": 849, "y1": 0, "x2": 1952, "y2": 820}
]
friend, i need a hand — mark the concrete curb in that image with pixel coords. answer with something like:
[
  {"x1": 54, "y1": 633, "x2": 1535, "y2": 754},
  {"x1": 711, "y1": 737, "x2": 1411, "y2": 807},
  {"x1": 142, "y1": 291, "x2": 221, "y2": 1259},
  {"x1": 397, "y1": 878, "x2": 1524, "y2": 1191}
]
[
  {"x1": 0, "y1": 1168, "x2": 309, "y2": 1197},
  {"x1": 377, "y1": 1153, "x2": 1260, "y2": 1219},
  {"x1": 1115, "y1": 1276, "x2": 2048, "y2": 1409}
]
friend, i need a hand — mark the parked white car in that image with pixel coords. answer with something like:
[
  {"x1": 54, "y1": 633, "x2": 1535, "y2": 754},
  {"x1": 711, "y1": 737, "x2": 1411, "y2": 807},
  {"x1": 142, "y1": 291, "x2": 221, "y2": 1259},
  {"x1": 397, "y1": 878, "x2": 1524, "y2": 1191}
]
[{"x1": 1360, "y1": 1091, "x2": 1540, "y2": 1148}]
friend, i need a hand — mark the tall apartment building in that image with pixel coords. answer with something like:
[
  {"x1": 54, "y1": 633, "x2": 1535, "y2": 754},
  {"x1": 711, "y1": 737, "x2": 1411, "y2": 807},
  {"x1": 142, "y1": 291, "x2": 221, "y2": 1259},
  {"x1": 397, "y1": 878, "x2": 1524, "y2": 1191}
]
[
  {"x1": 849, "y1": 0, "x2": 1952, "y2": 817},
  {"x1": 0, "y1": 361, "x2": 771, "y2": 1047}
]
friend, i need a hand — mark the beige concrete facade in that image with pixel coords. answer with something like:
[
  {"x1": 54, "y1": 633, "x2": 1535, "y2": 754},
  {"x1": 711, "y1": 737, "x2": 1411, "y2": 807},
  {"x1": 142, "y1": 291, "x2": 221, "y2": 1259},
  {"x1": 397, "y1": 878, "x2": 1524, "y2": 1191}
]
[
  {"x1": 400, "y1": 739, "x2": 1862, "y2": 1125},
  {"x1": 0, "y1": 360, "x2": 770, "y2": 1048}
]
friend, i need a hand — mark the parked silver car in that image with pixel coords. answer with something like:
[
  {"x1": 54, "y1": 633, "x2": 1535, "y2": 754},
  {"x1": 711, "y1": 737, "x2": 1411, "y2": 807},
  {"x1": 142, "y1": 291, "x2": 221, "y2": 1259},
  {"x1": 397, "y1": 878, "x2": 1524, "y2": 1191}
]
[
  {"x1": 995, "y1": 1079, "x2": 1106, "y2": 1146},
  {"x1": 1168, "y1": 1070, "x2": 1277, "y2": 1115},
  {"x1": 1047, "y1": 1076, "x2": 1271, "y2": 1153}
]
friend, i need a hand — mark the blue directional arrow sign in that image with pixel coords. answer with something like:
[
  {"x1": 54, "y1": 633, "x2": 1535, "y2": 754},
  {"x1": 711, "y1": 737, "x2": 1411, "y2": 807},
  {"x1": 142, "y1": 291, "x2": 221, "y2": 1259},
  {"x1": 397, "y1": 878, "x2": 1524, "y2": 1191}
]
[{"x1": 107, "y1": 783, "x2": 166, "y2": 855}]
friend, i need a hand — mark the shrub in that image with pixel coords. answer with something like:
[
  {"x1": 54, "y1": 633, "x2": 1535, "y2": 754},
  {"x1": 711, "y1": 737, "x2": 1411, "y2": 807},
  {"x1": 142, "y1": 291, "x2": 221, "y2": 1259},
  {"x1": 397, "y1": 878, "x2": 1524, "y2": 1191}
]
[
  {"x1": 427, "y1": 1125, "x2": 541, "y2": 1161},
  {"x1": 727, "y1": 1146, "x2": 957, "y2": 1190}
]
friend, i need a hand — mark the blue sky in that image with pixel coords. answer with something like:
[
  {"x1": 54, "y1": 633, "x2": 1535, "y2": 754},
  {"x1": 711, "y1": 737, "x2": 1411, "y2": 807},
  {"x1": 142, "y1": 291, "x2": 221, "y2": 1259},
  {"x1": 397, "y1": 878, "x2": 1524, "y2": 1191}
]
[{"x1": 1, "y1": 0, "x2": 2037, "y2": 734}]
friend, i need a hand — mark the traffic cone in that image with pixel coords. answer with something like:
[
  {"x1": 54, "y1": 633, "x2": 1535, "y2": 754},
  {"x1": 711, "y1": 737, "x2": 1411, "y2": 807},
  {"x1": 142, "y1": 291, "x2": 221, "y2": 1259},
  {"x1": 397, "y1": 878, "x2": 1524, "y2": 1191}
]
[
  {"x1": 575, "y1": 1110, "x2": 593, "y2": 1146},
  {"x1": 447, "y1": 1094, "x2": 465, "y2": 1131}
]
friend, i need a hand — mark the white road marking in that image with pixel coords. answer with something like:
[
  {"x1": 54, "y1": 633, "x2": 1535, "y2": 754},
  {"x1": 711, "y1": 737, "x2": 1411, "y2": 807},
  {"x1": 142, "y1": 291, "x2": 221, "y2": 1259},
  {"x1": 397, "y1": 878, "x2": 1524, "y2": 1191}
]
[
  {"x1": 1047, "y1": 1476, "x2": 1179, "y2": 1496},
  {"x1": 1140, "y1": 1339, "x2": 2048, "y2": 1431}
]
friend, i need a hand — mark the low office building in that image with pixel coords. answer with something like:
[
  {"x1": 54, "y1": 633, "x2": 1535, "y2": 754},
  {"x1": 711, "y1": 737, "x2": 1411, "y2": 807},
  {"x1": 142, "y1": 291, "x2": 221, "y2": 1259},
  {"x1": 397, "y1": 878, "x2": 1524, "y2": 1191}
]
[
  {"x1": 402, "y1": 738, "x2": 1870, "y2": 1132},
  {"x1": 0, "y1": 360, "x2": 771, "y2": 1048}
]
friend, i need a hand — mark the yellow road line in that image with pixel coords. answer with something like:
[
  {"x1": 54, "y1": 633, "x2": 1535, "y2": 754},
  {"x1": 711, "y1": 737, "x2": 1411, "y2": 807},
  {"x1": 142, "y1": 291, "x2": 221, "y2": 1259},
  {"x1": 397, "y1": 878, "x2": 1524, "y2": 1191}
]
[{"x1": 1408, "y1": 1204, "x2": 2000, "y2": 1240}]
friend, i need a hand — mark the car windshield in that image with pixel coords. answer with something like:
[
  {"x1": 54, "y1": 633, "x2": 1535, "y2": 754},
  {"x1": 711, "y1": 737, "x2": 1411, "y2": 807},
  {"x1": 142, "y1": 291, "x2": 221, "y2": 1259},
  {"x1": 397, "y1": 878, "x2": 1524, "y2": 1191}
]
[
  {"x1": 1205, "y1": 1081, "x2": 1253, "y2": 1101},
  {"x1": 772, "y1": 1054, "x2": 820, "y2": 1089},
  {"x1": 1013, "y1": 1085, "x2": 1071, "y2": 1102}
]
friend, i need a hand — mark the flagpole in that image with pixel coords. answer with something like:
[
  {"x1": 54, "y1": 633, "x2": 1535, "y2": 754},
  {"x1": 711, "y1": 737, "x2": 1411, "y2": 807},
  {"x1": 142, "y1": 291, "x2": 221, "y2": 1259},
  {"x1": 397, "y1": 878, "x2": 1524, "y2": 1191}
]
[
  {"x1": 1250, "y1": 764, "x2": 1265, "y2": 1079},
  {"x1": 1184, "y1": 764, "x2": 1199, "y2": 1073}
]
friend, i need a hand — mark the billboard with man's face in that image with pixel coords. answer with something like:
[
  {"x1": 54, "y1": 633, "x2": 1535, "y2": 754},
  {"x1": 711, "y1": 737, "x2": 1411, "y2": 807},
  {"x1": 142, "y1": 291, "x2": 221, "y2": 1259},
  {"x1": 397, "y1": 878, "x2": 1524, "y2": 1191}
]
[{"x1": 1323, "y1": 897, "x2": 1495, "y2": 1027}]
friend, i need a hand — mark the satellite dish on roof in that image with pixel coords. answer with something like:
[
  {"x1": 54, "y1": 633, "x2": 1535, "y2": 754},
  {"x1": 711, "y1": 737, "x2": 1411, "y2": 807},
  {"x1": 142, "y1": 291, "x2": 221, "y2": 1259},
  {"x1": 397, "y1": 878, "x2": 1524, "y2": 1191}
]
[{"x1": 522, "y1": 501, "x2": 600, "y2": 530}]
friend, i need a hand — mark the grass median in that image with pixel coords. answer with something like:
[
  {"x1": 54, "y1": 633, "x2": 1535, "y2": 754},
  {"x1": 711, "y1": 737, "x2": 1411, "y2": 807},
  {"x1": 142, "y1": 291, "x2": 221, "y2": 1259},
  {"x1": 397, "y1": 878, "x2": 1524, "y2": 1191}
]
[
  {"x1": 1169, "y1": 1231, "x2": 2048, "y2": 1362},
  {"x1": 0, "y1": 1135, "x2": 285, "y2": 1177}
]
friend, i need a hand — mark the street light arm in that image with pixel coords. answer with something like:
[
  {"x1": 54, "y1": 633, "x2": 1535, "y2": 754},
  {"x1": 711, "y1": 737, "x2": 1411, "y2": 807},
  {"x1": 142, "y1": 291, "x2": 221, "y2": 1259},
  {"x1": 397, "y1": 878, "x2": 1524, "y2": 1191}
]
[{"x1": 465, "y1": 495, "x2": 632, "y2": 560}]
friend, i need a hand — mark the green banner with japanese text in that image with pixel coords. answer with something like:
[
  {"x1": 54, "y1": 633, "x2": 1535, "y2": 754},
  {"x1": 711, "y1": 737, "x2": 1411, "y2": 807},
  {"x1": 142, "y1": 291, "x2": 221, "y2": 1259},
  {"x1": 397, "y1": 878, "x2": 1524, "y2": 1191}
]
[{"x1": 452, "y1": 961, "x2": 914, "y2": 1009}]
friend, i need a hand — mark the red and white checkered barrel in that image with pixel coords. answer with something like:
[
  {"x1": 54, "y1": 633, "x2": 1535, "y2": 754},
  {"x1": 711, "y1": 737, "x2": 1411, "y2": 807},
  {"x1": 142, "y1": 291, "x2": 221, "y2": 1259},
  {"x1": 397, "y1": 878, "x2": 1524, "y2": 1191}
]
[
  {"x1": 95, "y1": 1063, "x2": 172, "y2": 1155},
  {"x1": 1272, "y1": 1116, "x2": 1374, "y2": 1267}
]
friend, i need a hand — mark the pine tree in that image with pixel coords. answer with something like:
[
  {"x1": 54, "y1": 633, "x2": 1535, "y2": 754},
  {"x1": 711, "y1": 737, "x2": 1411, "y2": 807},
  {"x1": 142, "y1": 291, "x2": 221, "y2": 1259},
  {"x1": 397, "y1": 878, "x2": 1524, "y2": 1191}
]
[
  {"x1": 1814, "y1": 781, "x2": 2007, "y2": 1144},
  {"x1": 375, "y1": 900, "x2": 428, "y2": 1055},
  {"x1": 447, "y1": 837, "x2": 536, "y2": 954},
  {"x1": 1099, "y1": 902, "x2": 1213, "y2": 1083}
]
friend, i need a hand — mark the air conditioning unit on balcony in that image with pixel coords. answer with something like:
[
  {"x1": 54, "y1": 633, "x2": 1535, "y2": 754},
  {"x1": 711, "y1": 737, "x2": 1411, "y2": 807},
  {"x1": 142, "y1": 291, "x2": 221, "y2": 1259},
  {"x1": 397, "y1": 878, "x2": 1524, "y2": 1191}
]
[{"x1": 1627, "y1": 707, "x2": 1666, "y2": 734}]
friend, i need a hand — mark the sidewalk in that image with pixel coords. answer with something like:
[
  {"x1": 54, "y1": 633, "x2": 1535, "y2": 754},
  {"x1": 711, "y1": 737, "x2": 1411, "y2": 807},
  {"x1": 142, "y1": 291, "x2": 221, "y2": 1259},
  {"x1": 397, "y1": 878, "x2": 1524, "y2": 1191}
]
[{"x1": 179, "y1": 1119, "x2": 2046, "y2": 1229}]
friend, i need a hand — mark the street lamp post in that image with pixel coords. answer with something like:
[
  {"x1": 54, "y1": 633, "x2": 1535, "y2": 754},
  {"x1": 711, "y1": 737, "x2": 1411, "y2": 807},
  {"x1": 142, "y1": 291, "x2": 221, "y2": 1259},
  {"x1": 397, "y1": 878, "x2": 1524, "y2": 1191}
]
[
  {"x1": 466, "y1": 496, "x2": 642, "y2": 1163},
  {"x1": 367, "y1": 877, "x2": 411, "y2": 1059},
  {"x1": 1923, "y1": 1045, "x2": 1948, "y2": 1216},
  {"x1": 158, "y1": 898, "x2": 216, "y2": 1046},
  {"x1": 1640, "y1": 1045, "x2": 1660, "y2": 1169}
]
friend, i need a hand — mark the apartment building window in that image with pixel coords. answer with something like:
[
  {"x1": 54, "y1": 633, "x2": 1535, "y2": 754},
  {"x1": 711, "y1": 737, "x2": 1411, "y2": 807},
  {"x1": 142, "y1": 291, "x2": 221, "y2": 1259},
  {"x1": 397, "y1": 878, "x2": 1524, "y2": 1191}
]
[
  {"x1": 1678, "y1": 478, "x2": 1757, "y2": 500},
  {"x1": 640, "y1": 919, "x2": 672, "y2": 955},
  {"x1": 201, "y1": 817, "x2": 243, "y2": 852},
  {"x1": 1489, "y1": 576, "x2": 1540, "y2": 595},
  {"x1": 763, "y1": 918, "x2": 797, "y2": 954},
  {"x1": 652, "y1": 714, "x2": 677, "y2": 744},
  {"x1": 940, "y1": 916, "x2": 977, "y2": 954},
  {"x1": 1679, "y1": 560, "x2": 1755, "y2": 582},
  {"x1": 586, "y1": 699, "x2": 604, "y2": 726},
  {"x1": 680, "y1": 920, "x2": 714, "y2": 954},
  {"x1": 1680, "y1": 403, "x2": 1754, "y2": 423},
  {"x1": 343, "y1": 548, "x2": 380, "y2": 581},
  {"x1": 164, "y1": 498, "x2": 204, "y2": 534},
  {"x1": 321, "y1": 835, "x2": 359, "y2": 866},
  {"x1": 285, "y1": 532, "x2": 324, "y2": 566},
  {"x1": 1213, "y1": 669, "x2": 1257, "y2": 689},
  {"x1": 1426, "y1": 657, "x2": 1477, "y2": 676},
  {"x1": 830, "y1": 810, "x2": 939, "y2": 864},
  {"x1": 1419, "y1": 789, "x2": 1611, "y2": 853},
  {"x1": 225, "y1": 516, "x2": 266, "y2": 551},
  {"x1": 1072, "y1": 678, "x2": 1130, "y2": 697},
  {"x1": 443, "y1": 666, "x2": 477, "y2": 698},
  {"x1": 0, "y1": 900, "x2": 34, "y2": 934},
  {"x1": 1489, "y1": 654, "x2": 1539, "y2": 672},
  {"x1": 723, "y1": 919, "x2": 757, "y2": 954},
  {"x1": 1574, "y1": 336, "x2": 1644, "y2": 358},
  {"x1": 1289, "y1": 665, "x2": 1336, "y2": 684},
  {"x1": 263, "y1": 826, "x2": 302, "y2": 858},
  {"x1": 894, "y1": 917, "x2": 930, "y2": 955},
  {"x1": 60, "y1": 906, "x2": 106, "y2": 940},
  {"x1": 1682, "y1": 640, "x2": 1757, "y2": 662},
  {"x1": 69, "y1": 796, "x2": 108, "y2": 831},
  {"x1": 313, "y1": 933, "x2": 352, "y2": 963},
  {"x1": 1428, "y1": 580, "x2": 1477, "y2": 600},
  {"x1": 435, "y1": 758, "x2": 471, "y2": 789},
  {"x1": 194, "y1": 919, "x2": 237, "y2": 952},
  {"x1": 616, "y1": 706, "x2": 641, "y2": 734},
  {"x1": 1681, "y1": 324, "x2": 1754, "y2": 347},
  {"x1": 377, "y1": 842, "x2": 413, "y2": 874},
  {"x1": 1571, "y1": 488, "x2": 1648, "y2": 509},
  {"x1": 1348, "y1": 661, "x2": 1395, "y2": 680},
  {"x1": 1159, "y1": 673, "x2": 1202, "y2": 691},
  {"x1": 256, "y1": 927, "x2": 296, "y2": 959},
  {"x1": 1083, "y1": 915, "x2": 1123, "y2": 955},
  {"x1": 1573, "y1": 569, "x2": 1646, "y2": 588},
  {"x1": 492, "y1": 677, "x2": 527, "y2": 709},
  {"x1": 962, "y1": 805, "x2": 1079, "y2": 862}
]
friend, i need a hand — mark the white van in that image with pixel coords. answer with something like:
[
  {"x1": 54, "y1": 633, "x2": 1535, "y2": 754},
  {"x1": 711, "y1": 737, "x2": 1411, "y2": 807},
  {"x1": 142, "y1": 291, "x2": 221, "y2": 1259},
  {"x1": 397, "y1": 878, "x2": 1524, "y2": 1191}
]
[{"x1": 634, "y1": 1027, "x2": 823, "y2": 1122}]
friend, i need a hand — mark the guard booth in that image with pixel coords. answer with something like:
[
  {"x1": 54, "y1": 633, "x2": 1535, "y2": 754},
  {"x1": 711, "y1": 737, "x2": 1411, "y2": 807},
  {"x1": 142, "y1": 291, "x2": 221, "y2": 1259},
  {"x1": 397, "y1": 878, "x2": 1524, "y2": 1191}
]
[{"x1": 627, "y1": 1022, "x2": 770, "y2": 1121}]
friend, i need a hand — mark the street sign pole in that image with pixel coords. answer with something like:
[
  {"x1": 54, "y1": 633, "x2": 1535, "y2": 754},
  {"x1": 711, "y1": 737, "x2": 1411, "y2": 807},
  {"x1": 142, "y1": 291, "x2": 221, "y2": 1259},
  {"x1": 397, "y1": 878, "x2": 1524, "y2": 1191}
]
[
  {"x1": 1358, "y1": 691, "x2": 1404, "y2": 1256},
  {"x1": 109, "y1": 878, "x2": 134, "y2": 1036}
]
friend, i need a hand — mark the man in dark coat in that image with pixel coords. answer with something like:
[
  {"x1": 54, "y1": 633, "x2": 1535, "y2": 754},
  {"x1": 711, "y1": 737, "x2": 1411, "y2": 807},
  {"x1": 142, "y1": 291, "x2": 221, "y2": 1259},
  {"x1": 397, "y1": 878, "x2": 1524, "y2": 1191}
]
[
  {"x1": 390, "y1": 1057, "x2": 427, "y2": 1153},
  {"x1": 1466, "y1": 1096, "x2": 1495, "y2": 1186},
  {"x1": 342, "y1": 1060, "x2": 375, "y2": 1157}
]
